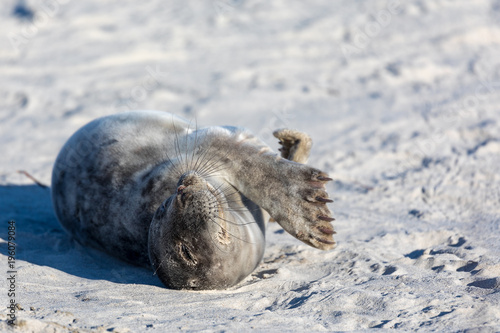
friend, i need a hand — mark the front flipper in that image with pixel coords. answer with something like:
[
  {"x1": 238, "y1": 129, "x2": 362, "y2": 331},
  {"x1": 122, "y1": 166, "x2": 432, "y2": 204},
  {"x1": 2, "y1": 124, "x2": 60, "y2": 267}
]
[
  {"x1": 271, "y1": 129, "x2": 335, "y2": 249},
  {"x1": 270, "y1": 162, "x2": 336, "y2": 250},
  {"x1": 205, "y1": 128, "x2": 336, "y2": 250}
]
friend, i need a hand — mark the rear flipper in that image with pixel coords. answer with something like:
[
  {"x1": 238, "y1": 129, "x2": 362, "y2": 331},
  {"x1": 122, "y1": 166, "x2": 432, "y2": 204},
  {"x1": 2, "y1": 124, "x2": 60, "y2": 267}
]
[{"x1": 273, "y1": 128, "x2": 312, "y2": 164}]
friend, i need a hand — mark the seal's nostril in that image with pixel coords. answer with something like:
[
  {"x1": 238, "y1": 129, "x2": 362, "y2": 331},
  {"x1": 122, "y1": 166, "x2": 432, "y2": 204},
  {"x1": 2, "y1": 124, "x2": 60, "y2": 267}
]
[{"x1": 177, "y1": 185, "x2": 186, "y2": 194}]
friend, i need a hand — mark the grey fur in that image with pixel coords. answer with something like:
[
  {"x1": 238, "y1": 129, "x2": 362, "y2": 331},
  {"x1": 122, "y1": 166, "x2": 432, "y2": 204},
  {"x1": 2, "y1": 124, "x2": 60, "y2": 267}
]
[{"x1": 51, "y1": 111, "x2": 335, "y2": 290}]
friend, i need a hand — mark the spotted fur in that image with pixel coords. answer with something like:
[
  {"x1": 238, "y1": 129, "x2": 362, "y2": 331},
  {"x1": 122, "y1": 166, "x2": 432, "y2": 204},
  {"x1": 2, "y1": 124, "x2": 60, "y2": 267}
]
[{"x1": 51, "y1": 111, "x2": 335, "y2": 290}]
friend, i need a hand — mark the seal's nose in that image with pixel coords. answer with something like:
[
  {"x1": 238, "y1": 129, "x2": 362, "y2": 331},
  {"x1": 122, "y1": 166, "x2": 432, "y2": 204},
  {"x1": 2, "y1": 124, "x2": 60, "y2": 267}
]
[
  {"x1": 177, "y1": 185, "x2": 186, "y2": 194},
  {"x1": 176, "y1": 185, "x2": 188, "y2": 204},
  {"x1": 175, "y1": 171, "x2": 209, "y2": 206}
]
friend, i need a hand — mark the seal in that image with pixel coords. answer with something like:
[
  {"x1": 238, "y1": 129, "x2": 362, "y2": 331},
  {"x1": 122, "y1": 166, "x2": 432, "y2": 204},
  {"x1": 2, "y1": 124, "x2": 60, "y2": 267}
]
[{"x1": 51, "y1": 111, "x2": 335, "y2": 290}]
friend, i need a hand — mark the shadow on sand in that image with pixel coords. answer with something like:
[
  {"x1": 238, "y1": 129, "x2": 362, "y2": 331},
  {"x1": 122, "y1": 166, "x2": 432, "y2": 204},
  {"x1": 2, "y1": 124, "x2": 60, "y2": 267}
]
[{"x1": 0, "y1": 185, "x2": 163, "y2": 287}]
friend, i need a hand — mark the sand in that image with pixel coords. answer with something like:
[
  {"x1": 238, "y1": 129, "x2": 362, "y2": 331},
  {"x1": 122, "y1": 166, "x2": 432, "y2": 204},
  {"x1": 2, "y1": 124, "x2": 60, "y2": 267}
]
[{"x1": 1, "y1": 0, "x2": 499, "y2": 331}]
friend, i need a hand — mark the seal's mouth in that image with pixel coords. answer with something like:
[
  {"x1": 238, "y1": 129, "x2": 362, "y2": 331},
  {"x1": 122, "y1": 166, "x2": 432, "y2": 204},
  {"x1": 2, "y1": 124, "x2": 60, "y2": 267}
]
[{"x1": 172, "y1": 176, "x2": 232, "y2": 248}]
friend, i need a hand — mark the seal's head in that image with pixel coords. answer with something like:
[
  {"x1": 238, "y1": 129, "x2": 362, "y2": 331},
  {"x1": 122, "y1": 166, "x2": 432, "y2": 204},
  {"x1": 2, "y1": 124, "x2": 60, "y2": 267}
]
[{"x1": 148, "y1": 171, "x2": 248, "y2": 290}]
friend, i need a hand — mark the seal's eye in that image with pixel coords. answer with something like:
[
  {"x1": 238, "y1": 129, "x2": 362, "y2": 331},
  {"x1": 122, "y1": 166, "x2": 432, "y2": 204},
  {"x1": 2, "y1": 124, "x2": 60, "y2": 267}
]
[
  {"x1": 178, "y1": 243, "x2": 197, "y2": 266},
  {"x1": 155, "y1": 202, "x2": 166, "y2": 219},
  {"x1": 181, "y1": 244, "x2": 193, "y2": 260}
]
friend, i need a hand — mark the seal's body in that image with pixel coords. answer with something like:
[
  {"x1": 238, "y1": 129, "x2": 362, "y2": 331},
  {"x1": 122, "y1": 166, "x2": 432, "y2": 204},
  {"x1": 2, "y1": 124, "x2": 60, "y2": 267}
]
[{"x1": 52, "y1": 111, "x2": 335, "y2": 290}]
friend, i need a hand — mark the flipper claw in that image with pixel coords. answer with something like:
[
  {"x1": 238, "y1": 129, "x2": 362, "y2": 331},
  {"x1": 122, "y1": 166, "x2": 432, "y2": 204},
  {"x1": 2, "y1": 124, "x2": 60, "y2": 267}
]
[{"x1": 318, "y1": 215, "x2": 335, "y2": 222}]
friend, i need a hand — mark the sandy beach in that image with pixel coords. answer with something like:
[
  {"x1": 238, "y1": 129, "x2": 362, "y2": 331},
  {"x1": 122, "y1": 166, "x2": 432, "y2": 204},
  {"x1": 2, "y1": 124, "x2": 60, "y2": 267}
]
[{"x1": 1, "y1": 0, "x2": 500, "y2": 331}]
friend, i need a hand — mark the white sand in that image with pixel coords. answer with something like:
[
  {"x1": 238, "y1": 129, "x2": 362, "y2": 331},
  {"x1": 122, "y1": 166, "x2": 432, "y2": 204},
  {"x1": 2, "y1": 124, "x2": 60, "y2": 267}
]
[{"x1": 1, "y1": 0, "x2": 500, "y2": 331}]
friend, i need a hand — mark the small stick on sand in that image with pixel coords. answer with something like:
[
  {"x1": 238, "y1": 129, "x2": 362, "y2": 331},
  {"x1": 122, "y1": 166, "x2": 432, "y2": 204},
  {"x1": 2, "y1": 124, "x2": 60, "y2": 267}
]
[{"x1": 17, "y1": 170, "x2": 49, "y2": 189}]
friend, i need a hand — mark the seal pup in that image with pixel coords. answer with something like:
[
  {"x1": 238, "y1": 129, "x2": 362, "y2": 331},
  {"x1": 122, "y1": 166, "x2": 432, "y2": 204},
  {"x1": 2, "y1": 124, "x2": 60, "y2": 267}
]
[{"x1": 51, "y1": 111, "x2": 335, "y2": 290}]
